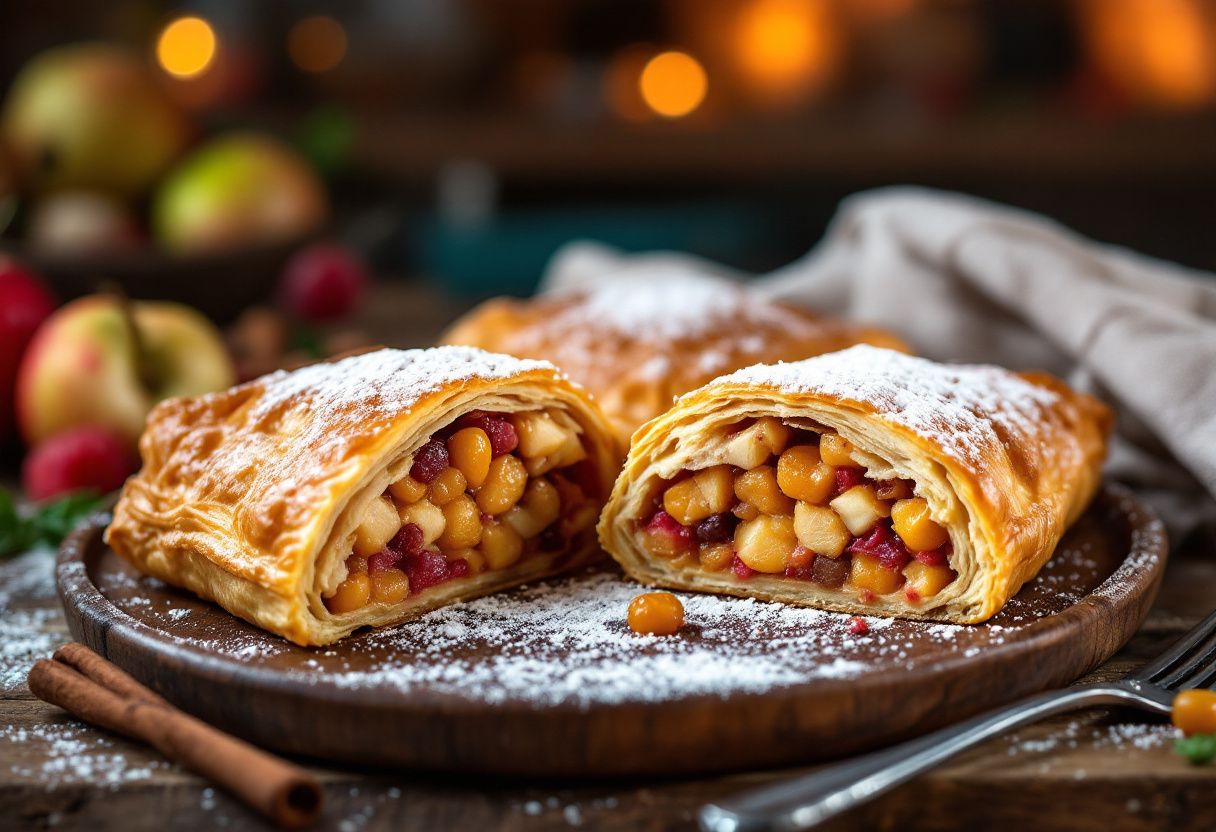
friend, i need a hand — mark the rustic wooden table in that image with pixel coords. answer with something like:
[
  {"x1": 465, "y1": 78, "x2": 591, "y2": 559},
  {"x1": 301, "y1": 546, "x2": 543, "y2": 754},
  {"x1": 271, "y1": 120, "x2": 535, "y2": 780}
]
[{"x1": 3, "y1": 282, "x2": 1215, "y2": 830}]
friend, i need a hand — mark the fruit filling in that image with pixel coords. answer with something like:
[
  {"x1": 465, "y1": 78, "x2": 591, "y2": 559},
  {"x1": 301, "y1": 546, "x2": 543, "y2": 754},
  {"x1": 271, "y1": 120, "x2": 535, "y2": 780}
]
[
  {"x1": 324, "y1": 409, "x2": 599, "y2": 614},
  {"x1": 636, "y1": 417, "x2": 958, "y2": 606}
]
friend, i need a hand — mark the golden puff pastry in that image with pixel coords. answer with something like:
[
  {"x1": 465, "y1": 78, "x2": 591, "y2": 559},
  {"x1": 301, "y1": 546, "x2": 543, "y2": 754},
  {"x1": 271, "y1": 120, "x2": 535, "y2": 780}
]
[
  {"x1": 598, "y1": 345, "x2": 1111, "y2": 624},
  {"x1": 106, "y1": 346, "x2": 619, "y2": 645},
  {"x1": 440, "y1": 273, "x2": 907, "y2": 447}
]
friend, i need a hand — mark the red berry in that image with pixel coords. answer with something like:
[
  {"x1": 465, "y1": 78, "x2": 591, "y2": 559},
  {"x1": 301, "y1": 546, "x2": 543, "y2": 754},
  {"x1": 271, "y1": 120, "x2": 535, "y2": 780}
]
[
  {"x1": 409, "y1": 438, "x2": 449, "y2": 484},
  {"x1": 848, "y1": 522, "x2": 910, "y2": 570},
  {"x1": 458, "y1": 411, "x2": 517, "y2": 455},
  {"x1": 905, "y1": 588, "x2": 922, "y2": 603},
  {"x1": 401, "y1": 549, "x2": 451, "y2": 592},
  {"x1": 367, "y1": 548, "x2": 404, "y2": 574},
  {"x1": 912, "y1": 547, "x2": 948, "y2": 566},
  {"x1": 834, "y1": 467, "x2": 863, "y2": 496},
  {"x1": 731, "y1": 556, "x2": 755, "y2": 580},
  {"x1": 22, "y1": 425, "x2": 137, "y2": 501},
  {"x1": 390, "y1": 523, "x2": 424, "y2": 555},
  {"x1": 447, "y1": 559, "x2": 470, "y2": 579},
  {"x1": 848, "y1": 616, "x2": 870, "y2": 636},
  {"x1": 694, "y1": 512, "x2": 736, "y2": 543},
  {"x1": 278, "y1": 243, "x2": 368, "y2": 322},
  {"x1": 0, "y1": 260, "x2": 55, "y2": 440},
  {"x1": 646, "y1": 510, "x2": 691, "y2": 542}
]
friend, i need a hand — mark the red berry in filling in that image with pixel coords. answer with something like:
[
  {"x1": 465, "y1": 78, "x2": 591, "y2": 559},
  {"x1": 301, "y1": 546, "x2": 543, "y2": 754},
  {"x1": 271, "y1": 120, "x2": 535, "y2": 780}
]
[
  {"x1": 694, "y1": 512, "x2": 736, "y2": 543},
  {"x1": 905, "y1": 588, "x2": 922, "y2": 603},
  {"x1": 448, "y1": 559, "x2": 470, "y2": 579},
  {"x1": 912, "y1": 547, "x2": 948, "y2": 566},
  {"x1": 858, "y1": 589, "x2": 876, "y2": 603},
  {"x1": 848, "y1": 616, "x2": 870, "y2": 635},
  {"x1": 458, "y1": 411, "x2": 518, "y2": 455},
  {"x1": 367, "y1": 548, "x2": 404, "y2": 574},
  {"x1": 391, "y1": 523, "x2": 425, "y2": 555},
  {"x1": 402, "y1": 549, "x2": 452, "y2": 591},
  {"x1": 410, "y1": 438, "x2": 450, "y2": 483},
  {"x1": 731, "y1": 556, "x2": 755, "y2": 580},
  {"x1": 848, "y1": 522, "x2": 910, "y2": 570},
  {"x1": 834, "y1": 467, "x2": 863, "y2": 496},
  {"x1": 647, "y1": 510, "x2": 691, "y2": 543}
]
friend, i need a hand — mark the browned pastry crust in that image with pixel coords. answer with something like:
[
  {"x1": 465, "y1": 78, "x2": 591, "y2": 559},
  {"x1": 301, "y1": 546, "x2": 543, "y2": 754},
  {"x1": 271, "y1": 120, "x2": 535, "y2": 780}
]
[
  {"x1": 440, "y1": 274, "x2": 907, "y2": 447},
  {"x1": 106, "y1": 347, "x2": 619, "y2": 645},
  {"x1": 598, "y1": 346, "x2": 1112, "y2": 624}
]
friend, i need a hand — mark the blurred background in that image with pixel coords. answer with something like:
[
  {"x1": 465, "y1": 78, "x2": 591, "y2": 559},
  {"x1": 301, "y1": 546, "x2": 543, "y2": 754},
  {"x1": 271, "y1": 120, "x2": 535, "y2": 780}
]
[{"x1": 2, "y1": 0, "x2": 1216, "y2": 504}]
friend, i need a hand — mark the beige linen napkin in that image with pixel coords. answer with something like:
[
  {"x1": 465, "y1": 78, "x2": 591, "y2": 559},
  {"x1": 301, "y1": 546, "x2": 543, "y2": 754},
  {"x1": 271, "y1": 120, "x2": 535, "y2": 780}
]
[{"x1": 542, "y1": 187, "x2": 1216, "y2": 542}]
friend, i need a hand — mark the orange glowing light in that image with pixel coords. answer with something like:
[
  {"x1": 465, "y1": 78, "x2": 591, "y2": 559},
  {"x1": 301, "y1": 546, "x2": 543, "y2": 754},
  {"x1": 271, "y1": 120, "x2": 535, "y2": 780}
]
[
  {"x1": 287, "y1": 15, "x2": 348, "y2": 74},
  {"x1": 156, "y1": 16, "x2": 217, "y2": 79},
  {"x1": 1080, "y1": 0, "x2": 1215, "y2": 106},
  {"x1": 733, "y1": 0, "x2": 838, "y2": 102},
  {"x1": 639, "y1": 51, "x2": 708, "y2": 118}
]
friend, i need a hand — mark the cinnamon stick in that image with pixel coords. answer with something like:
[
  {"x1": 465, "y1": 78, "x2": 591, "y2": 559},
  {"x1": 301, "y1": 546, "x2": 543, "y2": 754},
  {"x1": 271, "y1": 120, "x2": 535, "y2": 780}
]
[
  {"x1": 28, "y1": 657, "x2": 322, "y2": 828},
  {"x1": 53, "y1": 643, "x2": 169, "y2": 707}
]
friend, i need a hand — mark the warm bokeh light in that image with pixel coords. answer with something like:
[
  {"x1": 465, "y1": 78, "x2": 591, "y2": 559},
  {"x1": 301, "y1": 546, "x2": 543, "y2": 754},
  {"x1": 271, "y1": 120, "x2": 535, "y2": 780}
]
[
  {"x1": 1079, "y1": 0, "x2": 1215, "y2": 107},
  {"x1": 156, "y1": 16, "x2": 217, "y2": 79},
  {"x1": 639, "y1": 51, "x2": 708, "y2": 118},
  {"x1": 849, "y1": 0, "x2": 918, "y2": 22},
  {"x1": 733, "y1": 0, "x2": 838, "y2": 103},
  {"x1": 604, "y1": 45, "x2": 656, "y2": 122},
  {"x1": 287, "y1": 15, "x2": 348, "y2": 74}
]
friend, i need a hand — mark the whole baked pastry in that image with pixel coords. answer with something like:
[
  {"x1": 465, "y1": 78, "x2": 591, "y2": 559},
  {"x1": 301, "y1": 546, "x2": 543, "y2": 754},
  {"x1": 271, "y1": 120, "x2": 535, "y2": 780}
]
[
  {"x1": 598, "y1": 345, "x2": 1111, "y2": 624},
  {"x1": 441, "y1": 273, "x2": 907, "y2": 446},
  {"x1": 106, "y1": 346, "x2": 619, "y2": 645}
]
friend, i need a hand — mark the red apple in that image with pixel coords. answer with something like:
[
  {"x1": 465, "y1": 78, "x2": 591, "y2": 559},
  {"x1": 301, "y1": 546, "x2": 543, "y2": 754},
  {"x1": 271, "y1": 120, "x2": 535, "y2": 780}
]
[
  {"x1": 22, "y1": 424, "x2": 138, "y2": 500},
  {"x1": 17, "y1": 295, "x2": 236, "y2": 446},
  {"x1": 0, "y1": 258, "x2": 55, "y2": 441},
  {"x1": 279, "y1": 242, "x2": 368, "y2": 322}
]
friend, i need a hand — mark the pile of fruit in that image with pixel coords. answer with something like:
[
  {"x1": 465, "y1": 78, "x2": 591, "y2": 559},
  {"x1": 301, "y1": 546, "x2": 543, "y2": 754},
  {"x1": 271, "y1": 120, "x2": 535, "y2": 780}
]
[
  {"x1": 0, "y1": 43, "x2": 327, "y2": 256},
  {"x1": 0, "y1": 234, "x2": 369, "y2": 554}
]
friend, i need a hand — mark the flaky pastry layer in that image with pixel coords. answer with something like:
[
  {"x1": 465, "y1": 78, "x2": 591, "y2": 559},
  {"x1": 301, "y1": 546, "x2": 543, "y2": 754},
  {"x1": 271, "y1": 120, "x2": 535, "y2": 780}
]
[
  {"x1": 106, "y1": 347, "x2": 619, "y2": 645},
  {"x1": 598, "y1": 346, "x2": 1111, "y2": 623}
]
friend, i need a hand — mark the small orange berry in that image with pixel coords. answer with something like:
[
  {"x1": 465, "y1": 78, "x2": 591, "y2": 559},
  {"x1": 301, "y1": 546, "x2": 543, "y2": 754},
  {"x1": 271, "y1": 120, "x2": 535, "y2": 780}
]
[
  {"x1": 1172, "y1": 689, "x2": 1216, "y2": 735},
  {"x1": 627, "y1": 591, "x2": 685, "y2": 636}
]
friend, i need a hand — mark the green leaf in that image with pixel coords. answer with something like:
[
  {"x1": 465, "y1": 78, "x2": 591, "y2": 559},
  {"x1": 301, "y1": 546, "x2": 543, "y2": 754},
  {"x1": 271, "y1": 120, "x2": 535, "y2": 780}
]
[
  {"x1": 0, "y1": 488, "x2": 106, "y2": 558},
  {"x1": 1175, "y1": 733, "x2": 1216, "y2": 765}
]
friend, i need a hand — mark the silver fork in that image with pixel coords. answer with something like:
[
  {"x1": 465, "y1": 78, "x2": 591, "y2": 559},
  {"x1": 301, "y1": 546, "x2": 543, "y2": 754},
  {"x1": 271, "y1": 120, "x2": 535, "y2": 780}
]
[{"x1": 700, "y1": 608, "x2": 1216, "y2": 832}]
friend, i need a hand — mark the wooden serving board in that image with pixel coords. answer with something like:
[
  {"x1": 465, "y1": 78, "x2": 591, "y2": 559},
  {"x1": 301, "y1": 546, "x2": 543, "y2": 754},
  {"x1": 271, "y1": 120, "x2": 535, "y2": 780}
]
[{"x1": 57, "y1": 484, "x2": 1165, "y2": 778}]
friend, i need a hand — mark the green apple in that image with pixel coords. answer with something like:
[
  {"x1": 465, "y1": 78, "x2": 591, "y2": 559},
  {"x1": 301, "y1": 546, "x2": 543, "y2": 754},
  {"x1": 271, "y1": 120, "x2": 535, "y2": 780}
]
[
  {"x1": 153, "y1": 132, "x2": 327, "y2": 254},
  {"x1": 2, "y1": 44, "x2": 189, "y2": 196},
  {"x1": 16, "y1": 295, "x2": 235, "y2": 445}
]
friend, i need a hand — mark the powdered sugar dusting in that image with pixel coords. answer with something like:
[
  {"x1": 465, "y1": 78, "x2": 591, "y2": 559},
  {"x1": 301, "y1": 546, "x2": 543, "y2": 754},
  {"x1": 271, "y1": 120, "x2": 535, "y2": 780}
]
[
  {"x1": 538, "y1": 273, "x2": 811, "y2": 345},
  {"x1": 714, "y1": 345, "x2": 1075, "y2": 472},
  {"x1": 0, "y1": 547, "x2": 67, "y2": 691},
  {"x1": 249, "y1": 346, "x2": 559, "y2": 427},
  {"x1": 3, "y1": 722, "x2": 169, "y2": 787},
  {"x1": 97, "y1": 529, "x2": 1134, "y2": 710}
]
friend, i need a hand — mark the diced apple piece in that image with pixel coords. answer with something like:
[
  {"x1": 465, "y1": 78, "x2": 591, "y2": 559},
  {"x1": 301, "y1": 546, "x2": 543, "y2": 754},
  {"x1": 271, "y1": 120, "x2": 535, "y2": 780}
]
[
  {"x1": 722, "y1": 417, "x2": 791, "y2": 469},
  {"x1": 903, "y1": 560, "x2": 956, "y2": 600},
  {"x1": 794, "y1": 502, "x2": 850, "y2": 558},
  {"x1": 734, "y1": 465, "x2": 795, "y2": 516},
  {"x1": 512, "y1": 411, "x2": 568, "y2": 458},
  {"x1": 734, "y1": 515, "x2": 797, "y2": 573},
  {"x1": 353, "y1": 496, "x2": 402, "y2": 556},
  {"x1": 663, "y1": 465, "x2": 734, "y2": 526},
  {"x1": 699, "y1": 542, "x2": 735, "y2": 571},
  {"x1": 848, "y1": 552, "x2": 903, "y2": 596},
  {"x1": 399, "y1": 499, "x2": 445, "y2": 547},
  {"x1": 829, "y1": 485, "x2": 890, "y2": 536},
  {"x1": 819, "y1": 432, "x2": 859, "y2": 467},
  {"x1": 387, "y1": 475, "x2": 427, "y2": 504},
  {"x1": 890, "y1": 497, "x2": 949, "y2": 552},
  {"x1": 777, "y1": 445, "x2": 835, "y2": 504}
]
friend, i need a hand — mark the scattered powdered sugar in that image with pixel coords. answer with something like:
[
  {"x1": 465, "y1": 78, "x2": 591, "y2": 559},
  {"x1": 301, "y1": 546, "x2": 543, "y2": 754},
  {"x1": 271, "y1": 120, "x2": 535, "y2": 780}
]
[
  {"x1": 0, "y1": 547, "x2": 67, "y2": 691},
  {"x1": 713, "y1": 345, "x2": 1076, "y2": 472},
  {"x1": 111, "y1": 546, "x2": 1111, "y2": 710},
  {"x1": 2, "y1": 722, "x2": 169, "y2": 787}
]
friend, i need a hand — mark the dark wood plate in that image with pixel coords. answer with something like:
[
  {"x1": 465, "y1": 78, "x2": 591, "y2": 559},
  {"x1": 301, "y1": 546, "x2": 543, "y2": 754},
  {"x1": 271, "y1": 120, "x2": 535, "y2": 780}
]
[{"x1": 56, "y1": 483, "x2": 1165, "y2": 777}]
